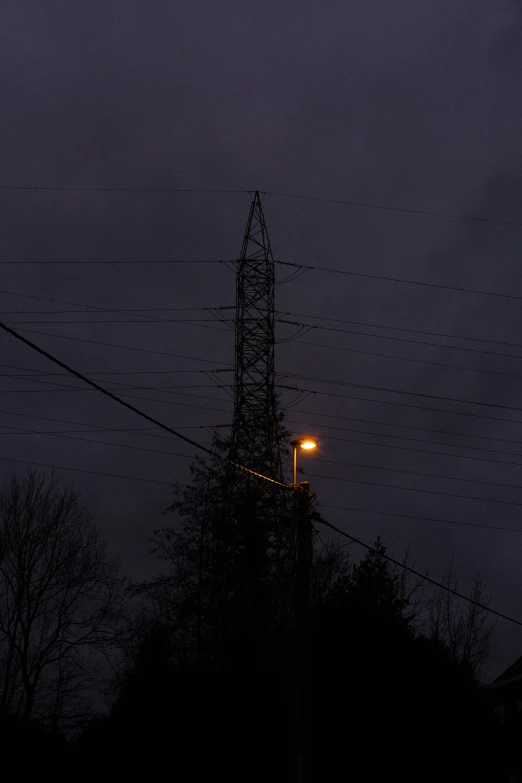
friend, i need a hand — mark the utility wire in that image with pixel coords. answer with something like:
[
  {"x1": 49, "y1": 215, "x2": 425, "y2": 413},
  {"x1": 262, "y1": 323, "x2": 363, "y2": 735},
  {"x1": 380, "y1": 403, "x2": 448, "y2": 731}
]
[
  {"x1": 0, "y1": 318, "x2": 231, "y2": 324},
  {"x1": 279, "y1": 309, "x2": 522, "y2": 351},
  {"x1": 3, "y1": 254, "x2": 522, "y2": 303},
  {"x1": 279, "y1": 319, "x2": 522, "y2": 362},
  {"x1": 287, "y1": 411, "x2": 522, "y2": 450},
  {"x1": 264, "y1": 189, "x2": 522, "y2": 230},
  {"x1": 0, "y1": 405, "x2": 220, "y2": 438},
  {"x1": 9, "y1": 294, "x2": 517, "y2": 353},
  {"x1": 0, "y1": 186, "x2": 251, "y2": 195},
  {"x1": 5, "y1": 396, "x2": 519, "y2": 467},
  {"x1": 279, "y1": 380, "x2": 522, "y2": 415},
  {"x1": 0, "y1": 259, "x2": 236, "y2": 264},
  {"x1": 318, "y1": 502, "x2": 522, "y2": 536},
  {"x1": 295, "y1": 423, "x2": 522, "y2": 462},
  {"x1": 309, "y1": 455, "x2": 522, "y2": 494},
  {"x1": 0, "y1": 422, "x2": 212, "y2": 461},
  {"x1": 307, "y1": 470, "x2": 522, "y2": 509},
  {"x1": 317, "y1": 517, "x2": 522, "y2": 627},
  {"x1": 9, "y1": 296, "x2": 521, "y2": 353},
  {"x1": 2, "y1": 183, "x2": 521, "y2": 229},
  {"x1": 7, "y1": 418, "x2": 522, "y2": 499},
  {"x1": 276, "y1": 261, "x2": 522, "y2": 303},
  {"x1": 0, "y1": 454, "x2": 173, "y2": 486},
  {"x1": 281, "y1": 338, "x2": 522, "y2": 385},
  {"x1": 293, "y1": 427, "x2": 522, "y2": 469},
  {"x1": 10, "y1": 315, "x2": 522, "y2": 385},
  {"x1": 11, "y1": 328, "x2": 233, "y2": 366},
  {"x1": 10, "y1": 359, "x2": 522, "y2": 451},
  {"x1": 11, "y1": 314, "x2": 522, "y2": 387},
  {"x1": 0, "y1": 321, "x2": 287, "y2": 489},
  {"x1": 12, "y1": 365, "x2": 522, "y2": 447},
  {"x1": 0, "y1": 284, "x2": 233, "y2": 321},
  {"x1": 0, "y1": 371, "x2": 231, "y2": 402},
  {"x1": 0, "y1": 362, "x2": 214, "y2": 378},
  {"x1": 291, "y1": 395, "x2": 522, "y2": 429},
  {"x1": 0, "y1": 285, "x2": 231, "y2": 336},
  {"x1": 3, "y1": 417, "x2": 522, "y2": 538},
  {"x1": 0, "y1": 307, "x2": 229, "y2": 316}
]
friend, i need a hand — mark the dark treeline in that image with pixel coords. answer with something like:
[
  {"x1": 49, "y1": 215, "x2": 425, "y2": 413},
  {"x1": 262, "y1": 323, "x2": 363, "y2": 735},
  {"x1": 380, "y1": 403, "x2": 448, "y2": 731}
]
[{"x1": 0, "y1": 445, "x2": 509, "y2": 781}]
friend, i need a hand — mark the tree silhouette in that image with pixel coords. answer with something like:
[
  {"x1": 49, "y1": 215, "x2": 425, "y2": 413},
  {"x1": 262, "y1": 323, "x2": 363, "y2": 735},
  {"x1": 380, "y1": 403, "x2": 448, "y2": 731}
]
[{"x1": 0, "y1": 469, "x2": 128, "y2": 732}]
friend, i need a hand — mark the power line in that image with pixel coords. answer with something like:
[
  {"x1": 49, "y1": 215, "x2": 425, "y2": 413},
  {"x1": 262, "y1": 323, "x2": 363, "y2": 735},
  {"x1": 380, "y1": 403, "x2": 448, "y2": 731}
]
[
  {"x1": 7, "y1": 417, "x2": 522, "y2": 500},
  {"x1": 4, "y1": 254, "x2": 522, "y2": 305},
  {"x1": 8, "y1": 295, "x2": 517, "y2": 353},
  {"x1": 0, "y1": 362, "x2": 215, "y2": 378},
  {"x1": 0, "y1": 372, "x2": 231, "y2": 404},
  {"x1": 0, "y1": 453, "x2": 173, "y2": 486},
  {"x1": 0, "y1": 186, "x2": 251, "y2": 195},
  {"x1": 279, "y1": 309, "x2": 522, "y2": 351},
  {"x1": 291, "y1": 394, "x2": 522, "y2": 429},
  {"x1": 0, "y1": 286, "x2": 232, "y2": 337},
  {"x1": 11, "y1": 315, "x2": 522, "y2": 386},
  {"x1": 279, "y1": 319, "x2": 522, "y2": 362},
  {"x1": 309, "y1": 455, "x2": 522, "y2": 494},
  {"x1": 12, "y1": 313, "x2": 522, "y2": 388},
  {"x1": 7, "y1": 358, "x2": 522, "y2": 454},
  {"x1": 10, "y1": 296, "x2": 520, "y2": 352},
  {"x1": 318, "y1": 502, "x2": 522, "y2": 536},
  {"x1": 19, "y1": 369, "x2": 520, "y2": 452},
  {"x1": 279, "y1": 379, "x2": 522, "y2": 415},
  {"x1": 281, "y1": 338, "x2": 522, "y2": 384},
  {"x1": 10, "y1": 328, "x2": 233, "y2": 366},
  {"x1": 2, "y1": 385, "x2": 522, "y2": 478},
  {"x1": 6, "y1": 289, "x2": 522, "y2": 365},
  {"x1": 317, "y1": 517, "x2": 522, "y2": 627},
  {"x1": 3, "y1": 414, "x2": 522, "y2": 538},
  {"x1": 0, "y1": 318, "x2": 227, "y2": 324},
  {"x1": 0, "y1": 318, "x2": 231, "y2": 325},
  {"x1": 0, "y1": 321, "x2": 288, "y2": 489},
  {"x1": 2, "y1": 183, "x2": 521, "y2": 229},
  {"x1": 0, "y1": 307, "x2": 229, "y2": 315},
  {"x1": 0, "y1": 421, "x2": 212, "y2": 461},
  {"x1": 294, "y1": 422, "x2": 522, "y2": 463},
  {"x1": 276, "y1": 261, "x2": 522, "y2": 303},
  {"x1": 11, "y1": 375, "x2": 508, "y2": 465},
  {"x1": 0, "y1": 372, "x2": 233, "y2": 414},
  {"x1": 0, "y1": 259, "x2": 236, "y2": 264},
  {"x1": 308, "y1": 470, "x2": 522, "y2": 509},
  {"x1": 9, "y1": 359, "x2": 522, "y2": 451},
  {"x1": 0, "y1": 405, "x2": 219, "y2": 437},
  {"x1": 265, "y1": 189, "x2": 522, "y2": 229},
  {"x1": 0, "y1": 284, "x2": 233, "y2": 322},
  {"x1": 293, "y1": 426, "x2": 522, "y2": 469},
  {"x1": 287, "y1": 411, "x2": 522, "y2": 450}
]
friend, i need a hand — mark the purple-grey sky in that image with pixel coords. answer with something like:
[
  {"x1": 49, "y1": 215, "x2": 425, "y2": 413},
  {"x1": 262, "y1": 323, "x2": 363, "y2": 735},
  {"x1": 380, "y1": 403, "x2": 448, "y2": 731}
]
[{"x1": 0, "y1": 0, "x2": 521, "y2": 679}]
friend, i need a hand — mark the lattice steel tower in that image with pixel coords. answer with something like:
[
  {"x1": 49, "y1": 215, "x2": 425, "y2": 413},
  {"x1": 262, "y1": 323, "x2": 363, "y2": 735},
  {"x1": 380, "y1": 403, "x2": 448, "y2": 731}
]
[{"x1": 229, "y1": 191, "x2": 283, "y2": 482}]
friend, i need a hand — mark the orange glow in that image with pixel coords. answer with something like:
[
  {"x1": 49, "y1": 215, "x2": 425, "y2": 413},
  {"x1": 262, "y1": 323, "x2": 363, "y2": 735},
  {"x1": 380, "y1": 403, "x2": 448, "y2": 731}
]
[{"x1": 299, "y1": 440, "x2": 317, "y2": 450}]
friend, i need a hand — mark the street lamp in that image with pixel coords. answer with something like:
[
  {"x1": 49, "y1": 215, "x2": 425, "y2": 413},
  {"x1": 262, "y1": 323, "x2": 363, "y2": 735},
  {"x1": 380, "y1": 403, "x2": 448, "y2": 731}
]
[
  {"x1": 290, "y1": 437, "x2": 317, "y2": 783},
  {"x1": 290, "y1": 438, "x2": 317, "y2": 485}
]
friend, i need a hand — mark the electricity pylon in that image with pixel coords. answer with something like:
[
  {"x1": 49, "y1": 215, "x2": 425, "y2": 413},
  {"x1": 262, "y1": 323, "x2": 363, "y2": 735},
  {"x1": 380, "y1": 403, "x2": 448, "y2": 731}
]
[
  {"x1": 216, "y1": 192, "x2": 291, "y2": 630},
  {"x1": 230, "y1": 191, "x2": 283, "y2": 482}
]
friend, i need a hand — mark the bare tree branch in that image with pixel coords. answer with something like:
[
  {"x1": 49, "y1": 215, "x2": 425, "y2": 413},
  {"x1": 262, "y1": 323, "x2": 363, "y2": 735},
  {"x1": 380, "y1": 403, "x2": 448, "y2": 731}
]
[{"x1": 0, "y1": 469, "x2": 129, "y2": 731}]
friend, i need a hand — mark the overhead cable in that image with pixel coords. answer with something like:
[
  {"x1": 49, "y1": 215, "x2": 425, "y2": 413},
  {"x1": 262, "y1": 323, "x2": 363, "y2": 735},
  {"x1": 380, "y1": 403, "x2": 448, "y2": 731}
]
[
  {"x1": 0, "y1": 321, "x2": 287, "y2": 489},
  {"x1": 317, "y1": 517, "x2": 522, "y2": 627}
]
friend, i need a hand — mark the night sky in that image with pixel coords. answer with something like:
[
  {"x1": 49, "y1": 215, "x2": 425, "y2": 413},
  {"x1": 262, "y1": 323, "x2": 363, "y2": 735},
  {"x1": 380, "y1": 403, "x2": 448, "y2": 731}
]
[{"x1": 1, "y1": 1, "x2": 522, "y2": 680}]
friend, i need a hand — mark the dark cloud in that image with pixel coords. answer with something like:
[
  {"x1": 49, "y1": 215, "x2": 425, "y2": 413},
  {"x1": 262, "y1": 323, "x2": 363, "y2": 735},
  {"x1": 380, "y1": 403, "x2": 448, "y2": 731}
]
[{"x1": 0, "y1": 0, "x2": 520, "y2": 678}]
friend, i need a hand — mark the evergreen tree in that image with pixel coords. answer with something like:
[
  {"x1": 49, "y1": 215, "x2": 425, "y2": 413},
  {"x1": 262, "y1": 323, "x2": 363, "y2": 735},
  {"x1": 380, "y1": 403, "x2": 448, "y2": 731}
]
[{"x1": 136, "y1": 419, "x2": 296, "y2": 671}]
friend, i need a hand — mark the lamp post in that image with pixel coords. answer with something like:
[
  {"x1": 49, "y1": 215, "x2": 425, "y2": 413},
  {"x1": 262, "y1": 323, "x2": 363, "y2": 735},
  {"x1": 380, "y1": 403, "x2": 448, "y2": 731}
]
[
  {"x1": 290, "y1": 438, "x2": 317, "y2": 486},
  {"x1": 290, "y1": 437, "x2": 317, "y2": 783}
]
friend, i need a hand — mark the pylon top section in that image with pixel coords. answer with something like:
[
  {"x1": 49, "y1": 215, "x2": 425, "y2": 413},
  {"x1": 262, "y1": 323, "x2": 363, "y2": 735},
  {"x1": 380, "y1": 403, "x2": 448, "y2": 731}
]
[{"x1": 231, "y1": 192, "x2": 279, "y2": 476}]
